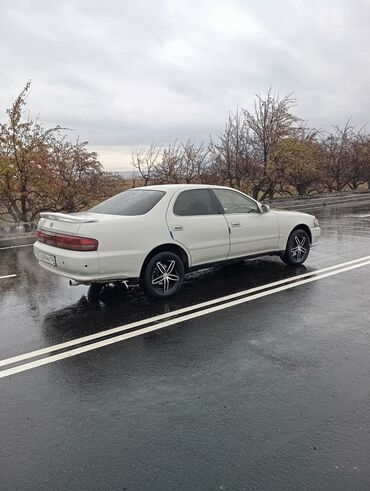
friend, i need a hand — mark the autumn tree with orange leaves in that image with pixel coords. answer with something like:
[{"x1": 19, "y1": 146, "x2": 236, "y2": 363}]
[
  {"x1": 2, "y1": 83, "x2": 370, "y2": 224},
  {"x1": 0, "y1": 82, "x2": 118, "y2": 222}
]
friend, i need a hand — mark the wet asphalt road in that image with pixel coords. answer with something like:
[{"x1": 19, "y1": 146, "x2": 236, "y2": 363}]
[{"x1": 1, "y1": 205, "x2": 370, "y2": 490}]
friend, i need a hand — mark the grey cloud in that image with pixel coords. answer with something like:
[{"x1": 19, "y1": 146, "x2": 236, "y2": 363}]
[{"x1": 1, "y1": 0, "x2": 369, "y2": 152}]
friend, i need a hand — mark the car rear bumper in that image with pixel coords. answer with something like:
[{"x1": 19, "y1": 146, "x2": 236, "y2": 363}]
[
  {"x1": 33, "y1": 241, "x2": 140, "y2": 283},
  {"x1": 33, "y1": 241, "x2": 102, "y2": 281}
]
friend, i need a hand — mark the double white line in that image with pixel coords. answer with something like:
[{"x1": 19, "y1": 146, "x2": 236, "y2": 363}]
[
  {"x1": 0, "y1": 274, "x2": 17, "y2": 280},
  {"x1": 0, "y1": 244, "x2": 34, "y2": 250},
  {"x1": 1, "y1": 255, "x2": 370, "y2": 380}
]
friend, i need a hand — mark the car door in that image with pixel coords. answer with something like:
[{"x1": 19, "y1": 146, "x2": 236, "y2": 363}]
[
  {"x1": 166, "y1": 188, "x2": 230, "y2": 266},
  {"x1": 212, "y1": 188, "x2": 279, "y2": 258}
]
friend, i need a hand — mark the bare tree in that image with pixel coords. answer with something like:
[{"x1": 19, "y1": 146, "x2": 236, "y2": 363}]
[
  {"x1": 345, "y1": 128, "x2": 369, "y2": 190},
  {"x1": 244, "y1": 88, "x2": 300, "y2": 199},
  {"x1": 209, "y1": 109, "x2": 256, "y2": 190},
  {"x1": 179, "y1": 139, "x2": 209, "y2": 183},
  {"x1": 151, "y1": 141, "x2": 182, "y2": 183},
  {"x1": 321, "y1": 121, "x2": 353, "y2": 192},
  {"x1": 131, "y1": 143, "x2": 160, "y2": 186},
  {"x1": 151, "y1": 139, "x2": 209, "y2": 184},
  {"x1": 362, "y1": 135, "x2": 370, "y2": 189}
]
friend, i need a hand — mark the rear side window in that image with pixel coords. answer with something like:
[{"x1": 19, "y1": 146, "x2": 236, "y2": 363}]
[
  {"x1": 173, "y1": 189, "x2": 219, "y2": 216},
  {"x1": 89, "y1": 189, "x2": 165, "y2": 216}
]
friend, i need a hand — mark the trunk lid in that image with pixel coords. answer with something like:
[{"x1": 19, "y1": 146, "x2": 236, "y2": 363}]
[{"x1": 38, "y1": 212, "x2": 101, "y2": 235}]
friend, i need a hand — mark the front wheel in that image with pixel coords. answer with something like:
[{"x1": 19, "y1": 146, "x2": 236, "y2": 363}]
[
  {"x1": 141, "y1": 251, "x2": 185, "y2": 298},
  {"x1": 282, "y1": 229, "x2": 310, "y2": 265}
]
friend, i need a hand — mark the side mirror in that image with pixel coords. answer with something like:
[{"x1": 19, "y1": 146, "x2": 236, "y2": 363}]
[{"x1": 261, "y1": 204, "x2": 270, "y2": 213}]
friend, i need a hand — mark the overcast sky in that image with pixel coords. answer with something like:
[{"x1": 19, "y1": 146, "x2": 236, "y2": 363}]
[{"x1": 1, "y1": 0, "x2": 369, "y2": 169}]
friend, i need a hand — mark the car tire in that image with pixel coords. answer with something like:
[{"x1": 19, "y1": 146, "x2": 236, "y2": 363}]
[
  {"x1": 141, "y1": 251, "x2": 185, "y2": 298},
  {"x1": 282, "y1": 229, "x2": 310, "y2": 265},
  {"x1": 87, "y1": 283, "x2": 104, "y2": 303}
]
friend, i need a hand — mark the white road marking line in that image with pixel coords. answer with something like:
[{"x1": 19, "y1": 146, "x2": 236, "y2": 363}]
[
  {"x1": 0, "y1": 255, "x2": 369, "y2": 370},
  {"x1": 324, "y1": 229, "x2": 370, "y2": 234},
  {"x1": 1, "y1": 257, "x2": 370, "y2": 380},
  {"x1": 324, "y1": 232, "x2": 370, "y2": 241},
  {"x1": 0, "y1": 274, "x2": 17, "y2": 280},
  {"x1": 0, "y1": 244, "x2": 34, "y2": 250}
]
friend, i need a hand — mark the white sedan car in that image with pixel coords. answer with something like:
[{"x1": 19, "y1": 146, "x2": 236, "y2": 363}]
[{"x1": 34, "y1": 184, "x2": 320, "y2": 298}]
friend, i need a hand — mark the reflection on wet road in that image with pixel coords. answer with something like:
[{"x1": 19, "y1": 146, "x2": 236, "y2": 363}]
[
  {"x1": 1, "y1": 203, "x2": 370, "y2": 490},
  {"x1": 2, "y1": 254, "x2": 370, "y2": 380},
  {"x1": 1, "y1": 204, "x2": 370, "y2": 361}
]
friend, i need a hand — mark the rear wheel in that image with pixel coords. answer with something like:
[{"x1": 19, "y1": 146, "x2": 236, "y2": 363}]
[
  {"x1": 141, "y1": 251, "x2": 185, "y2": 298},
  {"x1": 282, "y1": 229, "x2": 310, "y2": 265},
  {"x1": 87, "y1": 283, "x2": 104, "y2": 303}
]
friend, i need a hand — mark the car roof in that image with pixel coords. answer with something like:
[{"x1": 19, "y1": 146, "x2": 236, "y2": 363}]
[{"x1": 132, "y1": 184, "x2": 231, "y2": 192}]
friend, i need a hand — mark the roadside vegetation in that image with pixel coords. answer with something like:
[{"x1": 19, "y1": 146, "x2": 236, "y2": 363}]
[
  {"x1": 133, "y1": 91, "x2": 370, "y2": 200},
  {"x1": 1, "y1": 83, "x2": 370, "y2": 224},
  {"x1": 0, "y1": 82, "x2": 122, "y2": 223}
]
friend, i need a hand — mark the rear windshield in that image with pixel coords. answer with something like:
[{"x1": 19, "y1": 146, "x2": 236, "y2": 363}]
[{"x1": 89, "y1": 189, "x2": 165, "y2": 216}]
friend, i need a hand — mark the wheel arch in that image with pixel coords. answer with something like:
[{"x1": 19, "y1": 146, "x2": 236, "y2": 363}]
[
  {"x1": 140, "y1": 243, "x2": 190, "y2": 278},
  {"x1": 288, "y1": 224, "x2": 312, "y2": 245}
]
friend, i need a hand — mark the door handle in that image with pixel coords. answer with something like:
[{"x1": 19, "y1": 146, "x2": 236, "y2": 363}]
[
  {"x1": 231, "y1": 221, "x2": 241, "y2": 227},
  {"x1": 173, "y1": 225, "x2": 183, "y2": 231}
]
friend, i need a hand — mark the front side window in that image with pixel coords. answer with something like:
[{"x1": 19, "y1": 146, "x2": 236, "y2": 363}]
[
  {"x1": 173, "y1": 189, "x2": 219, "y2": 216},
  {"x1": 213, "y1": 189, "x2": 259, "y2": 214},
  {"x1": 89, "y1": 189, "x2": 165, "y2": 216}
]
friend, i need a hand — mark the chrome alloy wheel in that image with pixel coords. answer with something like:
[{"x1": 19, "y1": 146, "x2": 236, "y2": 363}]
[
  {"x1": 281, "y1": 228, "x2": 310, "y2": 266},
  {"x1": 291, "y1": 234, "x2": 307, "y2": 261},
  {"x1": 151, "y1": 260, "x2": 180, "y2": 294}
]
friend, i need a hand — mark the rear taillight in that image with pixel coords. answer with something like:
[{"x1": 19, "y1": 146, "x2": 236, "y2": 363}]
[{"x1": 36, "y1": 229, "x2": 98, "y2": 251}]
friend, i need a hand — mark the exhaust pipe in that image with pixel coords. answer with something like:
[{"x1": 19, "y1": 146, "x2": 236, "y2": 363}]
[
  {"x1": 69, "y1": 279, "x2": 94, "y2": 286},
  {"x1": 69, "y1": 279, "x2": 82, "y2": 286}
]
